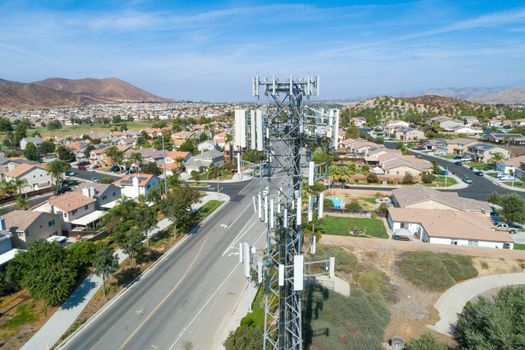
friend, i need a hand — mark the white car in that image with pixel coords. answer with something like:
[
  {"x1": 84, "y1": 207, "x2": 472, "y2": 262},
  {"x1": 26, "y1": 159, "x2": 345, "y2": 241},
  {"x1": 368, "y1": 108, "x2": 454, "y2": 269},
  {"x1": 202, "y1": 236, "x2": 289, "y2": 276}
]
[
  {"x1": 499, "y1": 175, "x2": 514, "y2": 181},
  {"x1": 495, "y1": 172, "x2": 505, "y2": 178}
]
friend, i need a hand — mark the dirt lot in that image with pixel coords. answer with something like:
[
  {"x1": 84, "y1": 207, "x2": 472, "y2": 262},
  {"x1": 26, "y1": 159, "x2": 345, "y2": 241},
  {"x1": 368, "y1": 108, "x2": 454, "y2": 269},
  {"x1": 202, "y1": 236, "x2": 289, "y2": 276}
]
[{"x1": 322, "y1": 235, "x2": 525, "y2": 346}]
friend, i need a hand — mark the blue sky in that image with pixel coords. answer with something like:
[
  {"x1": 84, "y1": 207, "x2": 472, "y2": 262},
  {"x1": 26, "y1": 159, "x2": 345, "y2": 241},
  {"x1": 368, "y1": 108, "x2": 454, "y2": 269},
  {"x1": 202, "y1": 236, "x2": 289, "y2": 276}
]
[{"x1": 1, "y1": 1, "x2": 525, "y2": 101}]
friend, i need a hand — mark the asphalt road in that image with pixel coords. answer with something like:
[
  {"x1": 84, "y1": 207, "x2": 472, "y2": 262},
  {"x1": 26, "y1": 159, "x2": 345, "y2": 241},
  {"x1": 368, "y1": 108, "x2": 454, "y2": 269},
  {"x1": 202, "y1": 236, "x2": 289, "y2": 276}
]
[
  {"x1": 383, "y1": 141, "x2": 524, "y2": 201},
  {"x1": 59, "y1": 178, "x2": 266, "y2": 350}
]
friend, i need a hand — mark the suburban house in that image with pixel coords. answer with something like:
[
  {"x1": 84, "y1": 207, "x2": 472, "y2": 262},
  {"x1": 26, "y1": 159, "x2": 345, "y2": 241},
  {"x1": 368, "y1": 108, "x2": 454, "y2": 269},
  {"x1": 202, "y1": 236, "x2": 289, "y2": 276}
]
[
  {"x1": 393, "y1": 127, "x2": 426, "y2": 141},
  {"x1": 496, "y1": 155, "x2": 525, "y2": 179},
  {"x1": 445, "y1": 138, "x2": 478, "y2": 155},
  {"x1": 386, "y1": 120, "x2": 409, "y2": 133},
  {"x1": 34, "y1": 191, "x2": 100, "y2": 232},
  {"x1": 19, "y1": 137, "x2": 43, "y2": 150},
  {"x1": 197, "y1": 140, "x2": 216, "y2": 152},
  {"x1": 65, "y1": 141, "x2": 92, "y2": 160},
  {"x1": 379, "y1": 155, "x2": 432, "y2": 177},
  {"x1": 172, "y1": 130, "x2": 197, "y2": 140},
  {"x1": 113, "y1": 173, "x2": 161, "y2": 199},
  {"x1": 3, "y1": 163, "x2": 53, "y2": 193},
  {"x1": 213, "y1": 132, "x2": 227, "y2": 148},
  {"x1": 387, "y1": 208, "x2": 513, "y2": 249},
  {"x1": 439, "y1": 119, "x2": 464, "y2": 132},
  {"x1": 76, "y1": 183, "x2": 122, "y2": 210},
  {"x1": 485, "y1": 133, "x2": 525, "y2": 145},
  {"x1": 451, "y1": 125, "x2": 483, "y2": 135},
  {"x1": 423, "y1": 138, "x2": 448, "y2": 152},
  {"x1": 462, "y1": 116, "x2": 479, "y2": 126},
  {"x1": 350, "y1": 117, "x2": 366, "y2": 128},
  {"x1": 1, "y1": 210, "x2": 62, "y2": 249},
  {"x1": 185, "y1": 149, "x2": 225, "y2": 174},
  {"x1": 164, "y1": 151, "x2": 192, "y2": 174},
  {"x1": 466, "y1": 143, "x2": 510, "y2": 162},
  {"x1": 124, "y1": 148, "x2": 164, "y2": 166},
  {"x1": 391, "y1": 184, "x2": 491, "y2": 213}
]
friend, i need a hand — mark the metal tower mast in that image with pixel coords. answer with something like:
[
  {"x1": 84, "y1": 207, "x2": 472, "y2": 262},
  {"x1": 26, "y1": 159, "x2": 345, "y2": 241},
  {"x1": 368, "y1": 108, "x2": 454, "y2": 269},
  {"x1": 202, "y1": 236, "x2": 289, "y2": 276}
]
[{"x1": 237, "y1": 76, "x2": 338, "y2": 350}]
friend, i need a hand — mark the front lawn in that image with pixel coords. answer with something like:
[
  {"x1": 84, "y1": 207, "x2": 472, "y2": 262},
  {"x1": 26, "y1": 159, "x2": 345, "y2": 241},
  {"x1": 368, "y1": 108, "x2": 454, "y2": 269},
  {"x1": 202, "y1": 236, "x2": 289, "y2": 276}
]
[
  {"x1": 466, "y1": 161, "x2": 488, "y2": 170},
  {"x1": 427, "y1": 175, "x2": 458, "y2": 187},
  {"x1": 319, "y1": 216, "x2": 388, "y2": 239},
  {"x1": 502, "y1": 181, "x2": 525, "y2": 188},
  {"x1": 514, "y1": 243, "x2": 525, "y2": 250}
]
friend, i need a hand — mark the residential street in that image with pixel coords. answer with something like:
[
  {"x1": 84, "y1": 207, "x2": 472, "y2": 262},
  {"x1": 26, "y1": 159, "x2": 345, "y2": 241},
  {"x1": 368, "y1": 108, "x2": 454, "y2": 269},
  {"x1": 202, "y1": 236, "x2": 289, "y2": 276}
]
[{"x1": 58, "y1": 178, "x2": 266, "y2": 350}]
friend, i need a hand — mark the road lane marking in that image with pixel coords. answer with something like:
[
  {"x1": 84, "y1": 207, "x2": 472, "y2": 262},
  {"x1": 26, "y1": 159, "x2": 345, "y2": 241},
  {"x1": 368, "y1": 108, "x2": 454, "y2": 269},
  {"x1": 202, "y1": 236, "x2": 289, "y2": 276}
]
[
  {"x1": 117, "y1": 230, "x2": 211, "y2": 350},
  {"x1": 222, "y1": 218, "x2": 257, "y2": 256}
]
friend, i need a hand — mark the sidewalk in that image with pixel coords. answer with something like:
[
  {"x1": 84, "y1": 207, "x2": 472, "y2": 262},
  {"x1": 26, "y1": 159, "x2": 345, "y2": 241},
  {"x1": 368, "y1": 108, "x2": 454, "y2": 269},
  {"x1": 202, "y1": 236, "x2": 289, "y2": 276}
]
[
  {"x1": 23, "y1": 192, "x2": 231, "y2": 350},
  {"x1": 428, "y1": 272, "x2": 525, "y2": 335},
  {"x1": 483, "y1": 172, "x2": 525, "y2": 192}
]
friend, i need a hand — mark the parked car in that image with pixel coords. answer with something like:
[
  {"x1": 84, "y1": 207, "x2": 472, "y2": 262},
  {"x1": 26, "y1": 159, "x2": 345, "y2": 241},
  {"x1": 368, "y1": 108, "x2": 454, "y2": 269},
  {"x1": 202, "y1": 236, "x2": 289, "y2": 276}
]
[
  {"x1": 499, "y1": 175, "x2": 514, "y2": 181},
  {"x1": 455, "y1": 161, "x2": 463, "y2": 166},
  {"x1": 494, "y1": 222, "x2": 517, "y2": 234},
  {"x1": 110, "y1": 165, "x2": 121, "y2": 172},
  {"x1": 462, "y1": 175, "x2": 473, "y2": 184},
  {"x1": 439, "y1": 169, "x2": 448, "y2": 176},
  {"x1": 78, "y1": 165, "x2": 87, "y2": 171},
  {"x1": 62, "y1": 179, "x2": 80, "y2": 187},
  {"x1": 54, "y1": 186, "x2": 72, "y2": 195},
  {"x1": 453, "y1": 155, "x2": 463, "y2": 160},
  {"x1": 474, "y1": 170, "x2": 484, "y2": 176},
  {"x1": 66, "y1": 170, "x2": 76, "y2": 177},
  {"x1": 91, "y1": 176, "x2": 100, "y2": 183},
  {"x1": 495, "y1": 171, "x2": 505, "y2": 178},
  {"x1": 77, "y1": 160, "x2": 90, "y2": 166},
  {"x1": 483, "y1": 165, "x2": 494, "y2": 171}
]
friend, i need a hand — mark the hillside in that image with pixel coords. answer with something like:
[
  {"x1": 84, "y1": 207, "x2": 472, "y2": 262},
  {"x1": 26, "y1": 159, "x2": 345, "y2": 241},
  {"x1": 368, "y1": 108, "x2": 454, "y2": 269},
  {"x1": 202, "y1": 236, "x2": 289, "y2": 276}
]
[
  {"x1": 343, "y1": 95, "x2": 508, "y2": 127},
  {"x1": 472, "y1": 86, "x2": 525, "y2": 105},
  {"x1": 0, "y1": 77, "x2": 169, "y2": 108},
  {"x1": 34, "y1": 77, "x2": 168, "y2": 103},
  {"x1": 0, "y1": 79, "x2": 102, "y2": 108}
]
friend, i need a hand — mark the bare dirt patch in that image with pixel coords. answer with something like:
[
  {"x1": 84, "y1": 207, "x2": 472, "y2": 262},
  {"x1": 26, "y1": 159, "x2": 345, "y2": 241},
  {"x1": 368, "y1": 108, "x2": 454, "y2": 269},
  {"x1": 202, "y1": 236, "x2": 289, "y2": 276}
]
[{"x1": 326, "y1": 237, "x2": 524, "y2": 347}]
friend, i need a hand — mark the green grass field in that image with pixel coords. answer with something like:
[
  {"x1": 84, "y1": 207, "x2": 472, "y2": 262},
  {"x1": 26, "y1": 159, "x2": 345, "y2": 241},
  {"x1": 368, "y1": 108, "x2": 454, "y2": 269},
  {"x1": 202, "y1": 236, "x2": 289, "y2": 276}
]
[
  {"x1": 514, "y1": 243, "x2": 525, "y2": 250},
  {"x1": 33, "y1": 121, "x2": 156, "y2": 138},
  {"x1": 318, "y1": 216, "x2": 388, "y2": 239},
  {"x1": 197, "y1": 200, "x2": 223, "y2": 219}
]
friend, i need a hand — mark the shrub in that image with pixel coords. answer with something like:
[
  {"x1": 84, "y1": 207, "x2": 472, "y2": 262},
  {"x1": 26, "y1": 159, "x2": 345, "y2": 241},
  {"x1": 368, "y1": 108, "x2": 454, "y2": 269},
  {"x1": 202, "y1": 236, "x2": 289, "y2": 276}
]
[
  {"x1": 421, "y1": 173, "x2": 435, "y2": 184},
  {"x1": 398, "y1": 251, "x2": 478, "y2": 291},
  {"x1": 345, "y1": 200, "x2": 362, "y2": 212},
  {"x1": 406, "y1": 333, "x2": 447, "y2": 350},
  {"x1": 314, "y1": 244, "x2": 357, "y2": 274},
  {"x1": 367, "y1": 173, "x2": 379, "y2": 183},
  {"x1": 402, "y1": 173, "x2": 415, "y2": 184},
  {"x1": 453, "y1": 286, "x2": 525, "y2": 349}
]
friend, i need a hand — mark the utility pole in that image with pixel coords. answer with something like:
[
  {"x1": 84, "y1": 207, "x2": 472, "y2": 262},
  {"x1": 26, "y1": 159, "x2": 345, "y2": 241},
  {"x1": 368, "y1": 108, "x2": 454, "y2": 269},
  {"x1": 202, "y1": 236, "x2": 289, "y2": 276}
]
[
  {"x1": 235, "y1": 75, "x2": 338, "y2": 350},
  {"x1": 161, "y1": 133, "x2": 168, "y2": 194}
]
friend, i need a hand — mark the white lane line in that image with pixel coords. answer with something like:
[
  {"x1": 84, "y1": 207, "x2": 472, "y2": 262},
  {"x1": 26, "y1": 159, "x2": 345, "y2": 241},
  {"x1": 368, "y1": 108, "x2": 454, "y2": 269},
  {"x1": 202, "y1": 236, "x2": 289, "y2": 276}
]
[
  {"x1": 167, "y1": 262, "x2": 242, "y2": 350},
  {"x1": 221, "y1": 217, "x2": 257, "y2": 257}
]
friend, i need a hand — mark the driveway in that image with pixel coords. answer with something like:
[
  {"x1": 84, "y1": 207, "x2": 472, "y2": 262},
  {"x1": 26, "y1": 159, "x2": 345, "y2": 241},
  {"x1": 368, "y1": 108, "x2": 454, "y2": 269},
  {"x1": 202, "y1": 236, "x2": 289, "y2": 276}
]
[{"x1": 428, "y1": 272, "x2": 525, "y2": 336}]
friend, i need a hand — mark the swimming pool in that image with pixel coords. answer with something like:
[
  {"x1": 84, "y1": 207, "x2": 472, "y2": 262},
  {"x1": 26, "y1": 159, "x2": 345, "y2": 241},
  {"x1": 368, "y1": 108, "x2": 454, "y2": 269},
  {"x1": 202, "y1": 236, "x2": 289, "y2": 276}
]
[{"x1": 327, "y1": 197, "x2": 342, "y2": 209}]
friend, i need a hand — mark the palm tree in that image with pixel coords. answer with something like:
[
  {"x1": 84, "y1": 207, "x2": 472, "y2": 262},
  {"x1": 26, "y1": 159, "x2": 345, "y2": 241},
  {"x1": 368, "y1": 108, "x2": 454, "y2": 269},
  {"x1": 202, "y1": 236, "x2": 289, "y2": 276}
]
[
  {"x1": 105, "y1": 146, "x2": 123, "y2": 167},
  {"x1": 47, "y1": 160, "x2": 68, "y2": 189},
  {"x1": 129, "y1": 152, "x2": 143, "y2": 172},
  {"x1": 12, "y1": 178, "x2": 28, "y2": 195}
]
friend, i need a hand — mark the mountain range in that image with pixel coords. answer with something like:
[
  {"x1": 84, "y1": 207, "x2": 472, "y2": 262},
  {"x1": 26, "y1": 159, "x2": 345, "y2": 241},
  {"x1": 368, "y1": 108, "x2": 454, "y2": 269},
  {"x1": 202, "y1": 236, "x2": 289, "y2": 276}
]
[
  {"x1": 408, "y1": 86, "x2": 525, "y2": 105},
  {"x1": 0, "y1": 77, "x2": 169, "y2": 108}
]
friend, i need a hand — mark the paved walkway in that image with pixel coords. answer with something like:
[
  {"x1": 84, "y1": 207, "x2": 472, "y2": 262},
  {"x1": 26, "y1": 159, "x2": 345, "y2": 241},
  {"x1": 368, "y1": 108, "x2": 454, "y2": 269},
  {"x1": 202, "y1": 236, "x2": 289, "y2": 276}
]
[
  {"x1": 428, "y1": 272, "x2": 525, "y2": 335},
  {"x1": 483, "y1": 171, "x2": 525, "y2": 192},
  {"x1": 21, "y1": 250, "x2": 128, "y2": 350},
  {"x1": 23, "y1": 192, "x2": 231, "y2": 350}
]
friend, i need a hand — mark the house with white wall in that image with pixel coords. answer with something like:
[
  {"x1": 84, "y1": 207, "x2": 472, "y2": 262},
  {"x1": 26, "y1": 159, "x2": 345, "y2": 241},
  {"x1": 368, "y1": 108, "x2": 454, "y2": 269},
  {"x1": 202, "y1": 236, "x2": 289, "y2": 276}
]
[
  {"x1": 3, "y1": 163, "x2": 53, "y2": 193},
  {"x1": 113, "y1": 174, "x2": 160, "y2": 199},
  {"x1": 387, "y1": 208, "x2": 513, "y2": 249},
  {"x1": 2, "y1": 210, "x2": 62, "y2": 249}
]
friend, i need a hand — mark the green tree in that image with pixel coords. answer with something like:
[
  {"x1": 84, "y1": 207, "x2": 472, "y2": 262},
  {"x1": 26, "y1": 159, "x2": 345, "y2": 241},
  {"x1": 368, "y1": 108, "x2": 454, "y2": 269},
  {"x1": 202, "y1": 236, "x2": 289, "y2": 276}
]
[
  {"x1": 345, "y1": 122, "x2": 360, "y2": 139},
  {"x1": 119, "y1": 229, "x2": 145, "y2": 265},
  {"x1": 129, "y1": 152, "x2": 143, "y2": 172},
  {"x1": 24, "y1": 142, "x2": 41, "y2": 161},
  {"x1": 453, "y1": 286, "x2": 525, "y2": 349},
  {"x1": 141, "y1": 162, "x2": 161, "y2": 176},
  {"x1": 367, "y1": 173, "x2": 379, "y2": 183},
  {"x1": 312, "y1": 147, "x2": 332, "y2": 164},
  {"x1": 56, "y1": 145, "x2": 76, "y2": 162},
  {"x1": 47, "y1": 160, "x2": 69, "y2": 188},
  {"x1": 38, "y1": 140, "x2": 56, "y2": 154},
  {"x1": 345, "y1": 200, "x2": 362, "y2": 212},
  {"x1": 161, "y1": 185, "x2": 202, "y2": 234},
  {"x1": 406, "y1": 333, "x2": 447, "y2": 350},
  {"x1": 421, "y1": 173, "x2": 435, "y2": 184},
  {"x1": 0, "y1": 116, "x2": 13, "y2": 131},
  {"x1": 84, "y1": 144, "x2": 96, "y2": 159},
  {"x1": 224, "y1": 325, "x2": 262, "y2": 350},
  {"x1": 112, "y1": 115, "x2": 122, "y2": 124},
  {"x1": 47, "y1": 120, "x2": 62, "y2": 130},
  {"x1": 7, "y1": 241, "x2": 77, "y2": 306},
  {"x1": 105, "y1": 146, "x2": 124, "y2": 166},
  {"x1": 487, "y1": 192, "x2": 501, "y2": 205},
  {"x1": 13, "y1": 121, "x2": 28, "y2": 147},
  {"x1": 499, "y1": 193, "x2": 525, "y2": 223},
  {"x1": 242, "y1": 149, "x2": 265, "y2": 163},
  {"x1": 15, "y1": 194, "x2": 29, "y2": 209},
  {"x1": 490, "y1": 152, "x2": 504, "y2": 164},
  {"x1": 199, "y1": 133, "x2": 209, "y2": 142},
  {"x1": 68, "y1": 241, "x2": 97, "y2": 269},
  {"x1": 93, "y1": 244, "x2": 119, "y2": 299},
  {"x1": 179, "y1": 139, "x2": 196, "y2": 153}
]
